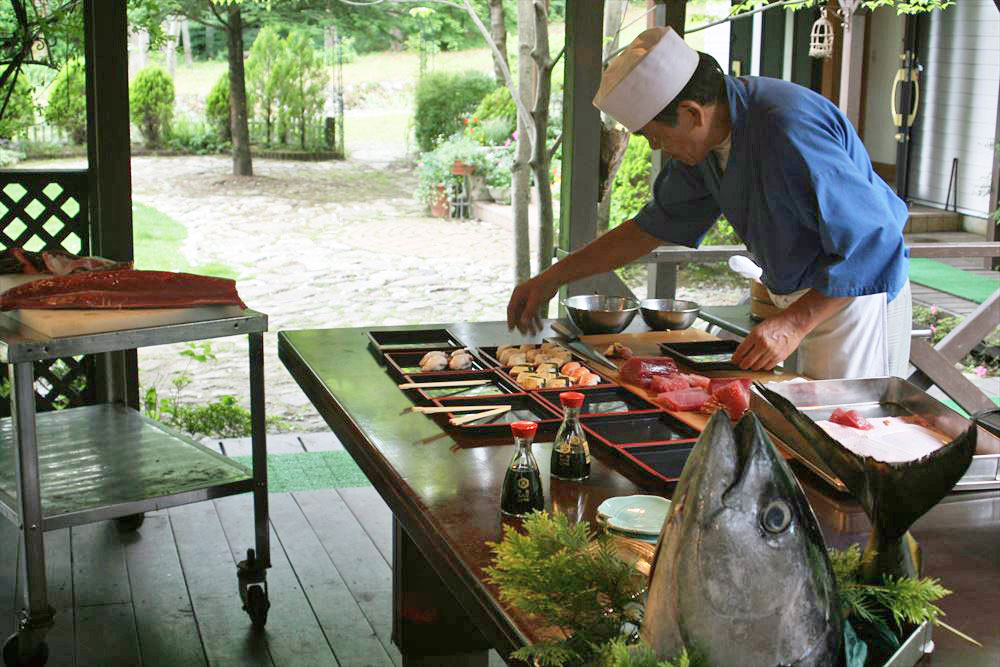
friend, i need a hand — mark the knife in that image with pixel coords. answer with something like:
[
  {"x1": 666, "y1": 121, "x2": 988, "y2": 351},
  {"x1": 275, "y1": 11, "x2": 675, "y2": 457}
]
[{"x1": 550, "y1": 320, "x2": 618, "y2": 371}]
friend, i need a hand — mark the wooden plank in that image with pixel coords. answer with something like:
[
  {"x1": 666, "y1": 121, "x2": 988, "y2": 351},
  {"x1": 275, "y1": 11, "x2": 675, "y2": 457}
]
[
  {"x1": 294, "y1": 489, "x2": 400, "y2": 667},
  {"x1": 213, "y1": 495, "x2": 339, "y2": 667},
  {"x1": 71, "y1": 521, "x2": 130, "y2": 608},
  {"x1": 122, "y1": 510, "x2": 206, "y2": 667},
  {"x1": 268, "y1": 493, "x2": 394, "y2": 667},
  {"x1": 75, "y1": 603, "x2": 140, "y2": 666},
  {"x1": 0, "y1": 513, "x2": 18, "y2": 636},
  {"x1": 169, "y1": 502, "x2": 271, "y2": 667},
  {"x1": 41, "y1": 528, "x2": 75, "y2": 667},
  {"x1": 909, "y1": 339, "x2": 996, "y2": 414},
  {"x1": 638, "y1": 242, "x2": 1000, "y2": 265},
  {"x1": 337, "y1": 487, "x2": 393, "y2": 566}
]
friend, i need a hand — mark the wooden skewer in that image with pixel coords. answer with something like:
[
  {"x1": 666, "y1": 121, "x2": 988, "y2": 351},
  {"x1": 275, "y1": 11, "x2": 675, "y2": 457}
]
[
  {"x1": 449, "y1": 405, "x2": 511, "y2": 426},
  {"x1": 411, "y1": 405, "x2": 512, "y2": 414},
  {"x1": 397, "y1": 379, "x2": 491, "y2": 390}
]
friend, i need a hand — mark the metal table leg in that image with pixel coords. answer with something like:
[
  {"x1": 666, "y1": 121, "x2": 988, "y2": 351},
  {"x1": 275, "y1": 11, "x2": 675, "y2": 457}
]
[
  {"x1": 5, "y1": 363, "x2": 54, "y2": 665},
  {"x1": 237, "y1": 331, "x2": 270, "y2": 628}
]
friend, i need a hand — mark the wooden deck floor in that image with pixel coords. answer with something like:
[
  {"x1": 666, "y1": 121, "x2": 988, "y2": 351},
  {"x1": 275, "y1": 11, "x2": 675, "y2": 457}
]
[
  {"x1": 0, "y1": 431, "x2": 507, "y2": 666},
  {"x1": 905, "y1": 231, "x2": 999, "y2": 317}
]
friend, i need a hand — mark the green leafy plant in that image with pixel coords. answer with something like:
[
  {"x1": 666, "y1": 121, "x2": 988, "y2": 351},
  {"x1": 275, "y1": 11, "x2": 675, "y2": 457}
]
[
  {"x1": 167, "y1": 114, "x2": 227, "y2": 154},
  {"x1": 413, "y1": 70, "x2": 495, "y2": 152},
  {"x1": 44, "y1": 58, "x2": 87, "y2": 144},
  {"x1": 245, "y1": 25, "x2": 287, "y2": 146},
  {"x1": 415, "y1": 133, "x2": 488, "y2": 207},
  {"x1": 129, "y1": 65, "x2": 175, "y2": 148},
  {"x1": 609, "y1": 136, "x2": 652, "y2": 231},
  {"x1": 0, "y1": 75, "x2": 35, "y2": 140},
  {"x1": 595, "y1": 640, "x2": 707, "y2": 667},
  {"x1": 485, "y1": 512, "x2": 644, "y2": 666},
  {"x1": 205, "y1": 72, "x2": 231, "y2": 142},
  {"x1": 282, "y1": 29, "x2": 329, "y2": 150}
]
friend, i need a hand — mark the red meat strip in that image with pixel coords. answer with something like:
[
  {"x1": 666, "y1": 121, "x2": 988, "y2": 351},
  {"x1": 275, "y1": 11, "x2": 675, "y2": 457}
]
[
  {"x1": 708, "y1": 377, "x2": 753, "y2": 393},
  {"x1": 0, "y1": 269, "x2": 246, "y2": 310},
  {"x1": 9, "y1": 248, "x2": 43, "y2": 274},
  {"x1": 620, "y1": 356, "x2": 679, "y2": 388},
  {"x1": 712, "y1": 380, "x2": 751, "y2": 421},
  {"x1": 41, "y1": 250, "x2": 128, "y2": 275},
  {"x1": 650, "y1": 374, "x2": 689, "y2": 394},
  {"x1": 829, "y1": 407, "x2": 873, "y2": 430},
  {"x1": 682, "y1": 373, "x2": 711, "y2": 389},
  {"x1": 655, "y1": 388, "x2": 710, "y2": 412}
]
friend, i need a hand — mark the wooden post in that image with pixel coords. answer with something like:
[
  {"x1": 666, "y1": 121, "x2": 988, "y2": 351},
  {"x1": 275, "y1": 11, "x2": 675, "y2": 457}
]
[
  {"x1": 83, "y1": 0, "x2": 139, "y2": 409},
  {"x1": 646, "y1": 1, "x2": 685, "y2": 300},
  {"x1": 838, "y1": 9, "x2": 867, "y2": 128},
  {"x1": 988, "y1": 77, "x2": 999, "y2": 270},
  {"x1": 558, "y1": 1, "x2": 604, "y2": 299}
]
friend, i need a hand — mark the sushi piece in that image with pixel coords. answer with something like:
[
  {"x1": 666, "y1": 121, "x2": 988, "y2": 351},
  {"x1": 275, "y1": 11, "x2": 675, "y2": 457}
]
[
  {"x1": 545, "y1": 378, "x2": 568, "y2": 388},
  {"x1": 567, "y1": 366, "x2": 590, "y2": 381},
  {"x1": 419, "y1": 351, "x2": 448, "y2": 372},
  {"x1": 420, "y1": 350, "x2": 447, "y2": 365},
  {"x1": 517, "y1": 374, "x2": 545, "y2": 390},
  {"x1": 576, "y1": 373, "x2": 601, "y2": 386},
  {"x1": 508, "y1": 365, "x2": 530, "y2": 377},
  {"x1": 561, "y1": 361, "x2": 582, "y2": 375},
  {"x1": 449, "y1": 353, "x2": 473, "y2": 370},
  {"x1": 506, "y1": 352, "x2": 528, "y2": 366},
  {"x1": 604, "y1": 342, "x2": 634, "y2": 359}
]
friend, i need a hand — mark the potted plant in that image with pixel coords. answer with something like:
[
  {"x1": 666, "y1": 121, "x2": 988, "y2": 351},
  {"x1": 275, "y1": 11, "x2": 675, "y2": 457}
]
[{"x1": 415, "y1": 134, "x2": 488, "y2": 216}]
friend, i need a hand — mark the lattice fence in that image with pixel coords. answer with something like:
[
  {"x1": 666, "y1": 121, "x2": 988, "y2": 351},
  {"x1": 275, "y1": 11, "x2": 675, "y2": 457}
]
[{"x1": 0, "y1": 169, "x2": 97, "y2": 417}]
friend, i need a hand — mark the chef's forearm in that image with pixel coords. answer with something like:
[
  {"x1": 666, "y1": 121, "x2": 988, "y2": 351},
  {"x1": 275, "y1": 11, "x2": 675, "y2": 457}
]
[
  {"x1": 540, "y1": 220, "x2": 661, "y2": 288},
  {"x1": 777, "y1": 289, "x2": 852, "y2": 336}
]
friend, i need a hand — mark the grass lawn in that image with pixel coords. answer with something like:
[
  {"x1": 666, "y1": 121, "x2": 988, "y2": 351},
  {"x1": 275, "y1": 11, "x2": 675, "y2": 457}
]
[
  {"x1": 133, "y1": 202, "x2": 238, "y2": 279},
  {"x1": 344, "y1": 110, "x2": 413, "y2": 156}
]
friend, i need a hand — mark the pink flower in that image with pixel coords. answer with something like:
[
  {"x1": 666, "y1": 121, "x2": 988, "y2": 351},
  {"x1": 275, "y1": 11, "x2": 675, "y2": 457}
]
[
  {"x1": 503, "y1": 138, "x2": 511, "y2": 147},
  {"x1": 929, "y1": 324, "x2": 937, "y2": 333},
  {"x1": 512, "y1": 129, "x2": 519, "y2": 141},
  {"x1": 930, "y1": 305, "x2": 938, "y2": 316},
  {"x1": 974, "y1": 366, "x2": 988, "y2": 378}
]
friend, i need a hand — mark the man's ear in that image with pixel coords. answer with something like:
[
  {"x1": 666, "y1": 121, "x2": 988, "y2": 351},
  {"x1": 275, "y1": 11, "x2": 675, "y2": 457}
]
[{"x1": 677, "y1": 100, "x2": 705, "y2": 128}]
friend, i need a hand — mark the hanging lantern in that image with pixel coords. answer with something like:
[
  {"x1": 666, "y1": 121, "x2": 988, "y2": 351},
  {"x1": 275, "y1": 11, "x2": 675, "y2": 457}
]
[{"x1": 809, "y1": 7, "x2": 835, "y2": 60}]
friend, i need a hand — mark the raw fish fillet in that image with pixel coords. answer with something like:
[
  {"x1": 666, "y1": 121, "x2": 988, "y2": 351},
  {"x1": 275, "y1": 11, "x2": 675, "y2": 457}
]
[
  {"x1": 681, "y1": 373, "x2": 711, "y2": 389},
  {"x1": 650, "y1": 374, "x2": 689, "y2": 394},
  {"x1": 620, "y1": 356, "x2": 679, "y2": 387},
  {"x1": 711, "y1": 380, "x2": 750, "y2": 420},
  {"x1": 829, "y1": 407, "x2": 872, "y2": 430},
  {"x1": 0, "y1": 269, "x2": 246, "y2": 310},
  {"x1": 655, "y1": 388, "x2": 710, "y2": 412},
  {"x1": 707, "y1": 377, "x2": 752, "y2": 393}
]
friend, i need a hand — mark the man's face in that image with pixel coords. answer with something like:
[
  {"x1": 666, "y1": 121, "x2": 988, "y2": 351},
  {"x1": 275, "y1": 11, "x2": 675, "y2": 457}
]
[{"x1": 635, "y1": 101, "x2": 714, "y2": 166}]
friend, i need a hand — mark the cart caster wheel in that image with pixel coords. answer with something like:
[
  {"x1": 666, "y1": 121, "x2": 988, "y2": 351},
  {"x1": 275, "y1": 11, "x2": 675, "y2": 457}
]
[
  {"x1": 115, "y1": 513, "x2": 145, "y2": 532},
  {"x1": 243, "y1": 584, "x2": 270, "y2": 628},
  {"x1": 3, "y1": 634, "x2": 48, "y2": 667}
]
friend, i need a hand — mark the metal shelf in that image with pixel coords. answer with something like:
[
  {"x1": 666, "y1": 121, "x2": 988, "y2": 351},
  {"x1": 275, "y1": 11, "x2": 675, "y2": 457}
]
[
  {"x1": 0, "y1": 308, "x2": 268, "y2": 363},
  {"x1": 0, "y1": 404, "x2": 253, "y2": 531}
]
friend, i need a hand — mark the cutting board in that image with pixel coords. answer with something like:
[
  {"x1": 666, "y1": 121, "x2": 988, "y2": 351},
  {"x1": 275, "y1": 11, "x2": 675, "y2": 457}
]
[
  {"x1": 3, "y1": 305, "x2": 247, "y2": 338},
  {"x1": 580, "y1": 330, "x2": 799, "y2": 433}
]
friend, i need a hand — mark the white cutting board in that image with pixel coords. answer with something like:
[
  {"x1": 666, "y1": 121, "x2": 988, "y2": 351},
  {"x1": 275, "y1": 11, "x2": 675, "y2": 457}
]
[
  {"x1": 0, "y1": 274, "x2": 246, "y2": 338},
  {"x1": 4, "y1": 305, "x2": 247, "y2": 338}
]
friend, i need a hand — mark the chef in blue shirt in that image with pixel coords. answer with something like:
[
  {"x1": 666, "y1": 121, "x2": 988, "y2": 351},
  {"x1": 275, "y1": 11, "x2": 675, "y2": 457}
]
[{"x1": 507, "y1": 26, "x2": 912, "y2": 380}]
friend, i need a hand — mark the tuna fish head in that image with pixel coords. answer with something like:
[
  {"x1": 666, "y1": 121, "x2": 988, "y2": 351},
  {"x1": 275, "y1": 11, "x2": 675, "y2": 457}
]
[{"x1": 641, "y1": 411, "x2": 841, "y2": 666}]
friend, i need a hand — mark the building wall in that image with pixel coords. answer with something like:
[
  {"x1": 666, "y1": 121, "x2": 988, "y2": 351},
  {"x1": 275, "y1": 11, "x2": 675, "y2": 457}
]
[{"x1": 909, "y1": 0, "x2": 999, "y2": 219}]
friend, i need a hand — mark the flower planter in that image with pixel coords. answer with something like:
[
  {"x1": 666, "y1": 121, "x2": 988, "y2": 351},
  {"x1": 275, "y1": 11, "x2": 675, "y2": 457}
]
[
  {"x1": 429, "y1": 184, "x2": 450, "y2": 218},
  {"x1": 451, "y1": 160, "x2": 475, "y2": 177}
]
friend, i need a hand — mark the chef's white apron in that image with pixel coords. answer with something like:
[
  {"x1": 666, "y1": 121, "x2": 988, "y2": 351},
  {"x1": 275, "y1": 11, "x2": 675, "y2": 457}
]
[{"x1": 767, "y1": 281, "x2": 912, "y2": 380}]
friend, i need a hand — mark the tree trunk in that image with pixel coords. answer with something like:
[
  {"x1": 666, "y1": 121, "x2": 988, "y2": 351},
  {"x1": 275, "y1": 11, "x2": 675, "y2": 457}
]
[
  {"x1": 530, "y1": 0, "x2": 554, "y2": 290},
  {"x1": 487, "y1": 0, "x2": 508, "y2": 86},
  {"x1": 512, "y1": 0, "x2": 534, "y2": 284},
  {"x1": 164, "y1": 18, "x2": 178, "y2": 78},
  {"x1": 596, "y1": 0, "x2": 630, "y2": 235},
  {"x1": 181, "y1": 18, "x2": 193, "y2": 67},
  {"x1": 226, "y1": 6, "x2": 253, "y2": 176}
]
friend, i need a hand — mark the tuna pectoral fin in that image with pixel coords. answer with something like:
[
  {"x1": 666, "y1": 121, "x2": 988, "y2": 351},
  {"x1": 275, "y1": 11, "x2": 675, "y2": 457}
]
[{"x1": 755, "y1": 384, "x2": 976, "y2": 541}]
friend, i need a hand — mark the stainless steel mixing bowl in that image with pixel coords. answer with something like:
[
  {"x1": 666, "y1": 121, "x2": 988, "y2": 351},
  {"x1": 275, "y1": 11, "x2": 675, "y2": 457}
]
[
  {"x1": 639, "y1": 299, "x2": 701, "y2": 330},
  {"x1": 562, "y1": 295, "x2": 639, "y2": 334}
]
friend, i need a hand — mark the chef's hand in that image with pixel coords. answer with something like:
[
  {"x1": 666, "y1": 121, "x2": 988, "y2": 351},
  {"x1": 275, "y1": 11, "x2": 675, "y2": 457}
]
[
  {"x1": 507, "y1": 275, "x2": 559, "y2": 335},
  {"x1": 732, "y1": 314, "x2": 806, "y2": 371}
]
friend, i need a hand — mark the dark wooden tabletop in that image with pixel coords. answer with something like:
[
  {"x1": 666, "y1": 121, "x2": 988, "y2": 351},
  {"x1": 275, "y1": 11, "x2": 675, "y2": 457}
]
[{"x1": 278, "y1": 321, "x2": 999, "y2": 666}]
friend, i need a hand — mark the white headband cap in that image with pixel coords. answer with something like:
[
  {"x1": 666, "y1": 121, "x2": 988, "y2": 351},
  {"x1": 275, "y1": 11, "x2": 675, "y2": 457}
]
[{"x1": 593, "y1": 27, "x2": 699, "y2": 132}]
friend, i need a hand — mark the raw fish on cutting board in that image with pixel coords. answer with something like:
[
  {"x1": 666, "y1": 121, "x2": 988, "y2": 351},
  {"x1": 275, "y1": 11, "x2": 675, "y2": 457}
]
[{"x1": 1, "y1": 305, "x2": 246, "y2": 338}]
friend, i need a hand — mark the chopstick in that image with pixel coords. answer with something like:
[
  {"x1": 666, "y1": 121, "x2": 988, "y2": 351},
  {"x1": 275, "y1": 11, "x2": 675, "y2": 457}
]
[
  {"x1": 449, "y1": 405, "x2": 511, "y2": 426},
  {"x1": 411, "y1": 405, "x2": 512, "y2": 414},
  {"x1": 398, "y1": 379, "x2": 491, "y2": 389}
]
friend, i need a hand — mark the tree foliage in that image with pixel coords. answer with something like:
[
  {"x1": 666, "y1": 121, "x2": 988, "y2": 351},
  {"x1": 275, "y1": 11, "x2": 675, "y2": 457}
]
[
  {"x1": 278, "y1": 29, "x2": 327, "y2": 149},
  {"x1": 206, "y1": 71, "x2": 231, "y2": 140},
  {"x1": 244, "y1": 25, "x2": 285, "y2": 145},
  {"x1": 0, "y1": 74, "x2": 34, "y2": 139},
  {"x1": 43, "y1": 57, "x2": 86, "y2": 143},
  {"x1": 129, "y1": 65, "x2": 175, "y2": 147},
  {"x1": 414, "y1": 69, "x2": 494, "y2": 152},
  {"x1": 732, "y1": 0, "x2": 955, "y2": 15}
]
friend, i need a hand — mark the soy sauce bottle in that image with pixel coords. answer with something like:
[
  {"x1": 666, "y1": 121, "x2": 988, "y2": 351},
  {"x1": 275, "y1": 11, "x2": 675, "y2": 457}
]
[
  {"x1": 551, "y1": 391, "x2": 591, "y2": 481},
  {"x1": 500, "y1": 421, "x2": 545, "y2": 517}
]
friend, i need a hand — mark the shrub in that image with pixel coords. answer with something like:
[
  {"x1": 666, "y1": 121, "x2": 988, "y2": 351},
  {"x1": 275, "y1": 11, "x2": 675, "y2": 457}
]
[
  {"x1": 0, "y1": 146, "x2": 25, "y2": 167},
  {"x1": 0, "y1": 75, "x2": 35, "y2": 140},
  {"x1": 129, "y1": 65, "x2": 175, "y2": 147},
  {"x1": 205, "y1": 72, "x2": 230, "y2": 141},
  {"x1": 245, "y1": 26, "x2": 285, "y2": 146},
  {"x1": 609, "y1": 135, "x2": 652, "y2": 229},
  {"x1": 415, "y1": 133, "x2": 488, "y2": 206},
  {"x1": 283, "y1": 30, "x2": 329, "y2": 149},
  {"x1": 414, "y1": 70, "x2": 495, "y2": 152},
  {"x1": 44, "y1": 59, "x2": 87, "y2": 144},
  {"x1": 167, "y1": 114, "x2": 227, "y2": 154}
]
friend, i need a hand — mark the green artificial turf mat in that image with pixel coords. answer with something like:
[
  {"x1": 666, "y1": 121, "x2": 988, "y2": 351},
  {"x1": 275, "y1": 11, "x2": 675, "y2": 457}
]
[
  {"x1": 908, "y1": 259, "x2": 999, "y2": 304},
  {"x1": 234, "y1": 451, "x2": 371, "y2": 492},
  {"x1": 938, "y1": 395, "x2": 1000, "y2": 418}
]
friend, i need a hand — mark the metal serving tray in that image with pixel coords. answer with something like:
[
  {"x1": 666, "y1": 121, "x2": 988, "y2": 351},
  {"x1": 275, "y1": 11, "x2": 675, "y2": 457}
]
[{"x1": 752, "y1": 377, "x2": 1000, "y2": 492}]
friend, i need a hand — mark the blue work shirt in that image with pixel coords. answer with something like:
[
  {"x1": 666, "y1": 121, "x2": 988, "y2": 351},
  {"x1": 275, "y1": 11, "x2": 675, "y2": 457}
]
[{"x1": 634, "y1": 76, "x2": 909, "y2": 300}]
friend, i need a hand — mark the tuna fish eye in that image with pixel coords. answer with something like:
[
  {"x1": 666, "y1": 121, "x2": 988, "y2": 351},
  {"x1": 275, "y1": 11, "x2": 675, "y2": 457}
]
[{"x1": 761, "y1": 499, "x2": 792, "y2": 534}]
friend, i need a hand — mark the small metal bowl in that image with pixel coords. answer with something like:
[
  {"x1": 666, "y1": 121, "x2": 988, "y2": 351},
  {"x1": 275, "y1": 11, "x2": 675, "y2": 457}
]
[
  {"x1": 563, "y1": 294, "x2": 639, "y2": 334},
  {"x1": 640, "y1": 299, "x2": 701, "y2": 330}
]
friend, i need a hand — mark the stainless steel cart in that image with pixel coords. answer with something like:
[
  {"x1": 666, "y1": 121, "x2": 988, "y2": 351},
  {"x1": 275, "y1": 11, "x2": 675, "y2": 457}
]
[{"x1": 0, "y1": 310, "x2": 270, "y2": 666}]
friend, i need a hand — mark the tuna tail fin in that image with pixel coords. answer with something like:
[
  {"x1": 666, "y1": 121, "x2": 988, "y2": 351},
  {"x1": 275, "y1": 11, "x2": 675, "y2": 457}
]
[{"x1": 755, "y1": 384, "x2": 976, "y2": 543}]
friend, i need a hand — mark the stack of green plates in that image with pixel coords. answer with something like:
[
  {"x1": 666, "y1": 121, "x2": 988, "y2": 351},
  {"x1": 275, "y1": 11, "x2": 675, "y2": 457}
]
[{"x1": 596, "y1": 495, "x2": 671, "y2": 545}]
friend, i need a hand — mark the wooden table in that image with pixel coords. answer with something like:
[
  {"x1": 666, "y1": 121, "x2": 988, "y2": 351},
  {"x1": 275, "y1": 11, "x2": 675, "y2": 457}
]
[{"x1": 278, "y1": 321, "x2": 999, "y2": 666}]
